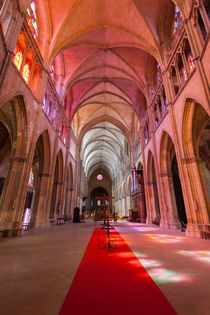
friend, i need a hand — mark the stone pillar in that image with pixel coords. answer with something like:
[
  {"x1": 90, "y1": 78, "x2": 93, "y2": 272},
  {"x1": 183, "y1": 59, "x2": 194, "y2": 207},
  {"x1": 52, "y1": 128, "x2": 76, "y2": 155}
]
[
  {"x1": 138, "y1": 183, "x2": 146, "y2": 223},
  {"x1": 146, "y1": 181, "x2": 155, "y2": 224},
  {"x1": 182, "y1": 156, "x2": 210, "y2": 238},
  {"x1": 0, "y1": 155, "x2": 28, "y2": 232},
  {"x1": 31, "y1": 73, "x2": 52, "y2": 228},
  {"x1": 159, "y1": 172, "x2": 181, "y2": 229},
  {"x1": 33, "y1": 173, "x2": 51, "y2": 228},
  {"x1": 45, "y1": 109, "x2": 61, "y2": 220},
  {"x1": 60, "y1": 127, "x2": 71, "y2": 216}
]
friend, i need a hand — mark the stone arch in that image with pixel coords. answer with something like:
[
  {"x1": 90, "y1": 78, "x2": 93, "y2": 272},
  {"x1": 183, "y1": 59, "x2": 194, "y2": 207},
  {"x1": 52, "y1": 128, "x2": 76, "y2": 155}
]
[
  {"x1": 50, "y1": 149, "x2": 64, "y2": 219},
  {"x1": 0, "y1": 96, "x2": 28, "y2": 156},
  {"x1": 182, "y1": 100, "x2": 210, "y2": 228},
  {"x1": 160, "y1": 131, "x2": 187, "y2": 229},
  {"x1": 90, "y1": 186, "x2": 108, "y2": 212},
  {"x1": 147, "y1": 150, "x2": 161, "y2": 224},
  {"x1": 0, "y1": 121, "x2": 12, "y2": 205},
  {"x1": 0, "y1": 96, "x2": 28, "y2": 230},
  {"x1": 23, "y1": 129, "x2": 51, "y2": 228}
]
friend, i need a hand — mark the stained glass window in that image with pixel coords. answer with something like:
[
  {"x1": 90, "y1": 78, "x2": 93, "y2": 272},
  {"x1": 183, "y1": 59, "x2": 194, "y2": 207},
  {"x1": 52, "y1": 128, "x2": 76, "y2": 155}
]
[
  {"x1": 13, "y1": 51, "x2": 23, "y2": 70},
  {"x1": 47, "y1": 102, "x2": 52, "y2": 117},
  {"x1": 26, "y1": 1, "x2": 38, "y2": 39},
  {"x1": 174, "y1": 6, "x2": 182, "y2": 34},
  {"x1": 187, "y1": 54, "x2": 195, "y2": 73},
  {"x1": 97, "y1": 174, "x2": 103, "y2": 180},
  {"x1": 182, "y1": 67, "x2": 187, "y2": 81},
  {"x1": 51, "y1": 106, "x2": 56, "y2": 127},
  {"x1": 22, "y1": 64, "x2": 30, "y2": 83},
  {"x1": 49, "y1": 64, "x2": 54, "y2": 80},
  {"x1": 42, "y1": 96, "x2": 46, "y2": 110},
  {"x1": 28, "y1": 169, "x2": 34, "y2": 187}
]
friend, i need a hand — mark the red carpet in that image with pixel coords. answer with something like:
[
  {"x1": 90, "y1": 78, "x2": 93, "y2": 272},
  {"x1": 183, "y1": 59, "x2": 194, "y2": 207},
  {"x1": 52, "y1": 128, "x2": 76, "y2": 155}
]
[{"x1": 60, "y1": 228, "x2": 177, "y2": 315}]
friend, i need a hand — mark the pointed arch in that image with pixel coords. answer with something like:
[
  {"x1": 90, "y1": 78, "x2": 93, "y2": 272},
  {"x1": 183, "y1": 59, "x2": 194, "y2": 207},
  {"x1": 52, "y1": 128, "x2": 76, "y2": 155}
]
[
  {"x1": 147, "y1": 150, "x2": 161, "y2": 224},
  {"x1": 0, "y1": 97, "x2": 28, "y2": 226},
  {"x1": 182, "y1": 99, "x2": 210, "y2": 222},
  {"x1": 160, "y1": 131, "x2": 187, "y2": 229}
]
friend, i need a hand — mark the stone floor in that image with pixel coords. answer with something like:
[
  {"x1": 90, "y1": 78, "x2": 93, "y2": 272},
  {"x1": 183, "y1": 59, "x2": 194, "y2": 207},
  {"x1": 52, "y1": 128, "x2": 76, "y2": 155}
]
[{"x1": 0, "y1": 220, "x2": 210, "y2": 315}]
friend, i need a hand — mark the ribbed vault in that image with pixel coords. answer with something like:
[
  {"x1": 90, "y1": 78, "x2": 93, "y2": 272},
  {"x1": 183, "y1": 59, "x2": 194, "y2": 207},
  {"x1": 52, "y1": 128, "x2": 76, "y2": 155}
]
[{"x1": 21, "y1": 0, "x2": 178, "y2": 179}]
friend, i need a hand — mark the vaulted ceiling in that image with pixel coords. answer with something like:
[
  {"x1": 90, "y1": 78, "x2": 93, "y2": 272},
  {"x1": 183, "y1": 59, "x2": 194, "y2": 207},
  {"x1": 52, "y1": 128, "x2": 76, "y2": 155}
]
[{"x1": 20, "y1": 0, "x2": 178, "y2": 178}]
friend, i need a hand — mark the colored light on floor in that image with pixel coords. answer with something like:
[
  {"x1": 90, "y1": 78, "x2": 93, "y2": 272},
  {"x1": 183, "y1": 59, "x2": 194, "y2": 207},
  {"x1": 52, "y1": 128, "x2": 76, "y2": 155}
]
[
  {"x1": 147, "y1": 234, "x2": 182, "y2": 243},
  {"x1": 177, "y1": 250, "x2": 210, "y2": 263},
  {"x1": 133, "y1": 251, "x2": 148, "y2": 258},
  {"x1": 147, "y1": 268, "x2": 191, "y2": 284},
  {"x1": 132, "y1": 252, "x2": 190, "y2": 284},
  {"x1": 134, "y1": 227, "x2": 158, "y2": 232},
  {"x1": 60, "y1": 228, "x2": 177, "y2": 315},
  {"x1": 140, "y1": 259, "x2": 162, "y2": 268}
]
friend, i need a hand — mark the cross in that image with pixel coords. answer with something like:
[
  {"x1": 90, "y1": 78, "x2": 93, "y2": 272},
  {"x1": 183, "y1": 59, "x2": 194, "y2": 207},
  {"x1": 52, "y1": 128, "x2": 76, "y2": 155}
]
[{"x1": 95, "y1": 194, "x2": 115, "y2": 224}]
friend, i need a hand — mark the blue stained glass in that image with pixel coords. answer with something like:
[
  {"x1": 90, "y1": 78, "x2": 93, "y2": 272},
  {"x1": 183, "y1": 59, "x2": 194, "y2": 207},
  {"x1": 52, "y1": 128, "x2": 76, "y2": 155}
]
[
  {"x1": 174, "y1": 6, "x2": 182, "y2": 34},
  {"x1": 27, "y1": 1, "x2": 38, "y2": 39},
  {"x1": 30, "y1": 2, "x2": 37, "y2": 19}
]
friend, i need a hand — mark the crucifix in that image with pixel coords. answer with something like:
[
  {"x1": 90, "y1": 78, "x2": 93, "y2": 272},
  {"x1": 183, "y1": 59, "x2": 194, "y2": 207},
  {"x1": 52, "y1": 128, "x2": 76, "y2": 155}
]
[
  {"x1": 95, "y1": 194, "x2": 114, "y2": 227},
  {"x1": 96, "y1": 194, "x2": 115, "y2": 251}
]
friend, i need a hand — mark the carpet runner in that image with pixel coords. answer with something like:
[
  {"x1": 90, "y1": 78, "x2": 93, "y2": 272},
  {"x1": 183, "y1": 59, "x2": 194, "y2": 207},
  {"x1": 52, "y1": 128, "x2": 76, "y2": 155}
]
[{"x1": 60, "y1": 227, "x2": 177, "y2": 315}]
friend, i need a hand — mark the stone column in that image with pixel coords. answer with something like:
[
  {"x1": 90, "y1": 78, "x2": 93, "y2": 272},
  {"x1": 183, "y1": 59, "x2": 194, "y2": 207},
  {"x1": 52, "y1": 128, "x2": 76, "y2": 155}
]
[
  {"x1": 33, "y1": 173, "x2": 51, "y2": 228},
  {"x1": 45, "y1": 108, "x2": 61, "y2": 220},
  {"x1": 146, "y1": 104, "x2": 167, "y2": 226},
  {"x1": 159, "y1": 171, "x2": 181, "y2": 229},
  {"x1": 60, "y1": 127, "x2": 71, "y2": 216},
  {"x1": 138, "y1": 183, "x2": 146, "y2": 223},
  {"x1": 31, "y1": 72, "x2": 52, "y2": 228},
  {"x1": 0, "y1": 155, "x2": 28, "y2": 232},
  {"x1": 146, "y1": 181, "x2": 156, "y2": 224},
  {"x1": 182, "y1": 156, "x2": 210, "y2": 238}
]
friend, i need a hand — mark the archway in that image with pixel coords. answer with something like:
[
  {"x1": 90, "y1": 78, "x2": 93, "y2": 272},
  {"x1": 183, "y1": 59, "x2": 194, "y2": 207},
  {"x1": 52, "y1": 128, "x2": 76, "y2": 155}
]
[
  {"x1": 0, "y1": 97, "x2": 27, "y2": 230},
  {"x1": 50, "y1": 150, "x2": 64, "y2": 219},
  {"x1": 147, "y1": 151, "x2": 161, "y2": 225},
  {"x1": 90, "y1": 187, "x2": 108, "y2": 212},
  {"x1": 182, "y1": 101, "x2": 210, "y2": 236},
  {"x1": 199, "y1": 119, "x2": 210, "y2": 204},
  {"x1": 171, "y1": 155, "x2": 187, "y2": 225},
  {"x1": 0, "y1": 122, "x2": 12, "y2": 203},
  {"x1": 23, "y1": 130, "x2": 51, "y2": 228},
  {"x1": 25, "y1": 136, "x2": 43, "y2": 227},
  {"x1": 160, "y1": 132, "x2": 187, "y2": 229}
]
